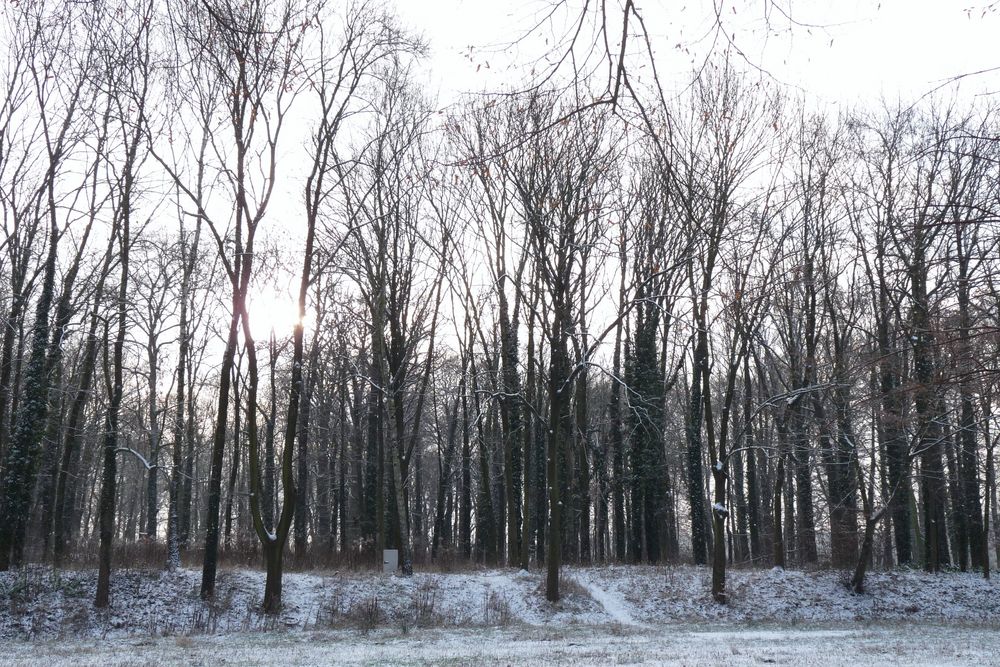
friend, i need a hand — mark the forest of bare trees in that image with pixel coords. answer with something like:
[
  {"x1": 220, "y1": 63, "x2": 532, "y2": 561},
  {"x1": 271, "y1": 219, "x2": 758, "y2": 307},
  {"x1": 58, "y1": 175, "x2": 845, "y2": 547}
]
[{"x1": 2, "y1": 0, "x2": 1000, "y2": 615}]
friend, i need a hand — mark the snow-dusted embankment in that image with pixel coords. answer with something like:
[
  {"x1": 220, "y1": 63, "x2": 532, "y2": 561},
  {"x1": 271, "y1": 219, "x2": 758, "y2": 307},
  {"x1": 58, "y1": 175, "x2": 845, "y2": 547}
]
[{"x1": 1, "y1": 564, "x2": 997, "y2": 640}]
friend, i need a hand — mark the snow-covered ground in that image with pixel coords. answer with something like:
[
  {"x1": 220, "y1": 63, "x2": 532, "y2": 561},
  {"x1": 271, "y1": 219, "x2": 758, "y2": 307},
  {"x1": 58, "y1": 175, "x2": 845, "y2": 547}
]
[
  {"x1": 3, "y1": 623, "x2": 998, "y2": 665},
  {"x1": 1, "y1": 564, "x2": 996, "y2": 664}
]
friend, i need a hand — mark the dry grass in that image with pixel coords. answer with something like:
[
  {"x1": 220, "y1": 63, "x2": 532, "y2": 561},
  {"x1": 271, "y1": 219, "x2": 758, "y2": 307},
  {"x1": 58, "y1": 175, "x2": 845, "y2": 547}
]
[
  {"x1": 483, "y1": 589, "x2": 513, "y2": 626},
  {"x1": 558, "y1": 572, "x2": 593, "y2": 600},
  {"x1": 349, "y1": 594, "x2": 381, "y2": 633},
  {"x1": 413, "y1": 579, "x2": 440, "y2": 627}
]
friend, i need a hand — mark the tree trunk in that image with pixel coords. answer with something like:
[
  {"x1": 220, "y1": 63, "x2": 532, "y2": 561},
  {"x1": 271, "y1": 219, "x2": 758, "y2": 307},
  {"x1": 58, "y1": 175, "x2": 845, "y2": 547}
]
[
  {"x1": 0, "y1": 202, "x2": 60, "y2": 569},
  {"x1": 459, "y1": 367, "x2": 472, "y2": 559},
  {"x1": 95, "y1": 150, "x2": 134, "y2": 606},
  {"x1": 686, "y1": 321, "x2": 710, "y2": 566},
  {"x1": 520, "y1": 298, "x2": 538, "y2": 570},
  {"x1": 53, "y1": 302, "x2": 102, "y2": 564},
  {"x1": 773, "y1": 454, "x2": 785, "y2": 569},
  {"x1": 850, "y1": 516, "x2": 878, "y2": 594},
  {"x1": 144, "y1": 342, "x2": 160, "y2": 542},
  {"x1": 200, "y1": 308, "x2": 240, "y2": 599},
  {"x1": 294, "y1": 352, "x2": 319, "y2": 557},
  {"x1": 545, "y1": 332, "x2": 569, "y2": 601}
]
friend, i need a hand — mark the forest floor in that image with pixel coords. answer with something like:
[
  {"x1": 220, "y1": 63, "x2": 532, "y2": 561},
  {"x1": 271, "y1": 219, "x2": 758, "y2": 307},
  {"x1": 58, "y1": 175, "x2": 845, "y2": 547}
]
[{"x1": 1, "y1": 564, "x2": 997, "y2": 664}]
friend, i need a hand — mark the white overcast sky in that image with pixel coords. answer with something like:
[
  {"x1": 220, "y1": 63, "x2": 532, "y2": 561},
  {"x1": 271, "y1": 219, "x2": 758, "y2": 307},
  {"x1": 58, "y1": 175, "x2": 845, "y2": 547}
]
[
  {"x1": 394, "y1": 0, "x2": 1000, "y2": 107},
  {"x1": 253, "y1": 0, "x2": 1000, "y2": 330}
]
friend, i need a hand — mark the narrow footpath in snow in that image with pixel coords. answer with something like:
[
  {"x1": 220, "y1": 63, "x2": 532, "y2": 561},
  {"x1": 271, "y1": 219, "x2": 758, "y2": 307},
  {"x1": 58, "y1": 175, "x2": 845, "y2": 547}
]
[{"x1": 573, "y1": 569, "x2": 647, "y2": 628}]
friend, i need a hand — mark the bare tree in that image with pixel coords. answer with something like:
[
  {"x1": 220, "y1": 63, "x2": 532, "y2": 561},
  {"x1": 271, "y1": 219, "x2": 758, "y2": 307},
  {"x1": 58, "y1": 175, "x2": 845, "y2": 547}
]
[
  {"x1": 0, "y1": 0, "x2": 97, "y2": 570},
  {"x1": 95, "y1": 0, "x2": 154, "y2": 607}
]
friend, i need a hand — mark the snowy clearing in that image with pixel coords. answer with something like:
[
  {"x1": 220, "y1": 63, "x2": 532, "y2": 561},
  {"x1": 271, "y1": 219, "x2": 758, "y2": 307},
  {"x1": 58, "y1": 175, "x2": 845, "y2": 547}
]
[
  {"x1": 1, "y1": 623, "x2": 996, "y2": 666},
  {"x1": 1, "y1": 565, "x2": 996, "y2": 664}
]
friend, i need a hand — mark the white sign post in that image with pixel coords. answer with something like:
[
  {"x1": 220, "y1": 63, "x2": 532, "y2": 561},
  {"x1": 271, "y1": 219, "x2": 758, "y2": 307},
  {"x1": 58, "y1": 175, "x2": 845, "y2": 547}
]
[{"x1": 383, "y1": 549, "x2": 398, "y2": 574}]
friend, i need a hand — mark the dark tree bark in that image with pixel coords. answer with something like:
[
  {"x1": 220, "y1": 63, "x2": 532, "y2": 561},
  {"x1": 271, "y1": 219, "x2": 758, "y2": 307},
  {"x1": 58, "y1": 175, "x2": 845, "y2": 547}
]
[
  {"x1": 53, "y1": 294, "x2": 103, "y2": 564},
  {"x1": 95, "y1": 14, "x2": 148, "y2": 597},
  {"x1": 167, "y1": 218, "x2": 200, "y2": 569},
  {"x1": 0, "y1": 22, "x2": 89, "y2": 568}
]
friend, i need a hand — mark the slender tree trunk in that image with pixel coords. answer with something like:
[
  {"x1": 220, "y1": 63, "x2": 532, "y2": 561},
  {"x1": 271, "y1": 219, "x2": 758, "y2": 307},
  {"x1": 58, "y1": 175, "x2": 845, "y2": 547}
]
[
  {"x1": 53, "y1": 301, "x2": 102, "y2": 564},
  {"x1": 264, "y1": 336, "x2": 279, "y2": 533},
  {"x1": 459, "y1": 367, "x2": 472, "y2": 559},
  {"x1": 201, "y1": 308, "x2": 240, "y2": 598},
  {"x1": 773, "y1": 454, "x2": 786, "y2": 569},
  {"x1": 742, "y1": 357, "x2": 761, "y2": 562},
  {"x1": 167, "y1": 222, "x2": 197, "y2": 570},
  {"x1": 95, "y1": 299, "x2": 127, "y2": 608},
  {"x1": 95, "y1": 134, "x2": 136, "y2": 605},
  {"x1": 179, "y1": 356, "x2": 197, "y2": 547},
  {"x1": 851, "y1": 516, "x2": 878, "y2": 594},
  {"x1": 545, "y1": 300, "x2": 570, "y2": 601},
  {"x1": 956, "y1": 240, "x2": 984, "y2": 570},
  {"x1": 144, "y1": 342, "x2": 160, "y2": 542},
  {"x1": 520, "y1": 299, "x2": 538, "y2": 570},
  {"x1": 224, "y1": 363, "x2": 242, "y2": 551},
  {"x1": 498, "y1": 286, "x2": 522, "y2": 566},
  {"x1": 294, "y1": 351, "x2": 319, "y2": 557},
  {"x1": 0, "y1": 289, "x2": 25, "y2": 463},
  {"x1": 315, "y1": 384, "x2": 333, "y2": 552}
]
